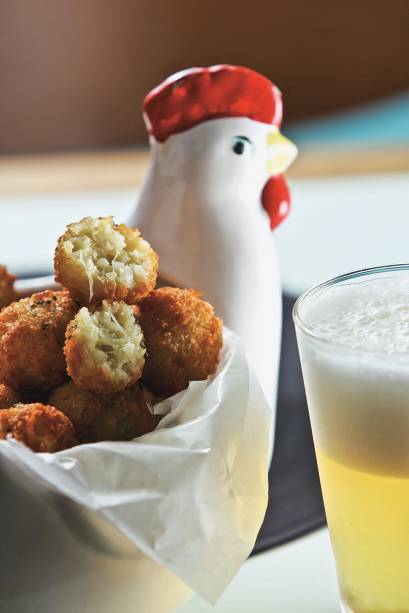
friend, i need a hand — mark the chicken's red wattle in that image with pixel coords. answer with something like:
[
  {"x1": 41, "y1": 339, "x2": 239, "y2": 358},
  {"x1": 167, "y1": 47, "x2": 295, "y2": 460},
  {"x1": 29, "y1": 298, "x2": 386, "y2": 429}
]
[{"x1": 261, "y1": 174, "x2": 291, "y2": 230}]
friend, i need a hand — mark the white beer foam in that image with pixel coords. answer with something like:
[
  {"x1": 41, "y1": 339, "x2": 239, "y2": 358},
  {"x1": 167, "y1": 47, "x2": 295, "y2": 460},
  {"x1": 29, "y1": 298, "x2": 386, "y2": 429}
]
[
  {"x1": 298, "y1": 276, "x2": 409, "y2": 475},
  {"x1": 303, "y1": 276, "x2": 409, "y2": 354}
]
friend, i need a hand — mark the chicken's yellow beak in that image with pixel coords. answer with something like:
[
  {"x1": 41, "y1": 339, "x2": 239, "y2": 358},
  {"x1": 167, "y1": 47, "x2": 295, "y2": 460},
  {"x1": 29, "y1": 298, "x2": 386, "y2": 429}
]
[{"x1": 267, "y1": 130, "x2": 298, "y2": 175}]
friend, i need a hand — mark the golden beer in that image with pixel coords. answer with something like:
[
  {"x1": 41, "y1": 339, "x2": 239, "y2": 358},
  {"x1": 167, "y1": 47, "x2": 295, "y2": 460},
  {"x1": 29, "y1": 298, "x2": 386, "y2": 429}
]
[
  {"x1": 294, "y1": 266, "x2": 409, "y2": 613},
  {"x1": 316, "y1": 449, "x2": 409, "y2": 612}
]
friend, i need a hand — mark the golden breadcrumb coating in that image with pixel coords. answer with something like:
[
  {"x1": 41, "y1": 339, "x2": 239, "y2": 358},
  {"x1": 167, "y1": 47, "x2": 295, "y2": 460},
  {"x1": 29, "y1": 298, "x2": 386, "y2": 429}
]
[
  {"x1": 0, "y1": 383, "x2": 21, "y2": 409},
  {"x1": 0, "y1": 265, "x2": 17, "y2": 309},
  {"x1": 0, "y1": 403, "x2": 77, "y2": 452},
  {"x1": 54, "y1": 216, "x2": 158, "y2": 305},
  {"x1": 139, "y1": 287, "x2": 223, "y2": 397},
  {"x1": 0, "y1": 290, "x2": 79, "y2": 391},
  {"x1": 49, "y1": 380, "x2": 160, "y2": 443},
  {"x1": 64, "y1": 301, "x2": 145, "y2": 394}
]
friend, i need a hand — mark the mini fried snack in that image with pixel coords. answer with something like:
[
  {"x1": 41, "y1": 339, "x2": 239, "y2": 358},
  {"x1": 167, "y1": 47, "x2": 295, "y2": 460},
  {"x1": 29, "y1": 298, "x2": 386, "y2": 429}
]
[
  {"x1": 0, "y1": 220, "x2": 223, "y2": 454},
  {"x1": 0, "y1": 383, "x2": 21, "y2": 409},
  {"x1": 139, "y1": 287, "x2": 223, "y2": 397},
  {"x1": 0, "y1": 265, "x2": 17, "y2": 309},
  {"x1": 49, "y1": 380, "x2": 160, "y2": 443},
  {"x1": 54, "y1": 216, "x2": 158, "y2": 305},
  {"x1": 0, "y1": 290, "x2": 79, "y2": 391},
  {"x1": 64, "y1": 300, "x2": 145, "y2": 394},
  {"x1": 0, "y1": 403, "x2": 77, "y2": 452}
]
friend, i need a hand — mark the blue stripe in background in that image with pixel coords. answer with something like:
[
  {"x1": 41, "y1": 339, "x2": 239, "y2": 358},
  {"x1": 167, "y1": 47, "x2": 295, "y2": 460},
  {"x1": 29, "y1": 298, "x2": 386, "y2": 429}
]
[{"x1": 286, "y1": 91, "x2": 409, "y2": 148}]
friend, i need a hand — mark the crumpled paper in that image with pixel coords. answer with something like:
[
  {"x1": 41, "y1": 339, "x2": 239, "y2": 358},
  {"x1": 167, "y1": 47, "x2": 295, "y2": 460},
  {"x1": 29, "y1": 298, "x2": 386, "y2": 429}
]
[{"x1": 0, "y1": 329, "x2": 271, "y2": 604}]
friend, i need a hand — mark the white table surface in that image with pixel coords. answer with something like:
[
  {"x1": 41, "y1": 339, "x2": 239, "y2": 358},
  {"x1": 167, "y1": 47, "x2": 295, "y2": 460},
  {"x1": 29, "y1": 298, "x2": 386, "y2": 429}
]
[
  {"x1": 2, "y1": 171, "x2": 409, "y2": 295},
  {"x1": 1, "y1": 171, "x2": 408, "y2": 612},
  {"x1": 176, "y1": 529, "x2": 339, "y2": 613}
]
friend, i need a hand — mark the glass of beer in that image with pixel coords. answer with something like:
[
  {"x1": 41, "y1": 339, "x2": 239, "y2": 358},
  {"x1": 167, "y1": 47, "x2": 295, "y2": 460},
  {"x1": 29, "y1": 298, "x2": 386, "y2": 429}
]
[{"x1": 293, "y1": 265, "x2": 409, "y2": 613}]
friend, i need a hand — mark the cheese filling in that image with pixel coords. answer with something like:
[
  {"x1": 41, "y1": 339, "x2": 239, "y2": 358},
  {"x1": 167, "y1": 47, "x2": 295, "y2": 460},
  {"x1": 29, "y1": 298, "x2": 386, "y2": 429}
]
[
  {"x1": 62, "y1": 217, "x2": 153, "y2": 299},
  {"x1": 75, "y1": 301, "x2": 145, "y2": 378}
]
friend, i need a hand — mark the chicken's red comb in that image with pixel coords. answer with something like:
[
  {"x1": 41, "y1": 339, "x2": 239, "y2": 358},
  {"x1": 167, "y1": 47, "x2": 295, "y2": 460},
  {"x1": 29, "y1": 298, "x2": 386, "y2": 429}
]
[{"x1": 144, "y1": 65, "x2": 283, "y2": 143}]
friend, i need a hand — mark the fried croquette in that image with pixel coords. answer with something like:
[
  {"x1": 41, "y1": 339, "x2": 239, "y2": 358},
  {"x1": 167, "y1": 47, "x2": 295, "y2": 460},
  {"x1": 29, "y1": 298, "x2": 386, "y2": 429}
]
[
  {"x1": 139, "y1": 287, "x2": 223, "y2": 397},
  {"x1": 0, "y1": 265, "x2": 17, "y2": 309},
  {"x1": 0, "y1": 290, "x2": 79, "y2": 391},
  {"x1": 0, "y1": 383, "x2": 21, "y2": 409},
  {"x1": 54, "y1": 216, "x2": 158, "y2": 305},
  {"x1": 0, "y1": 403, "x2": 77, "y2": 452},
  {"x1": 64, "y1": 301, "x2": 145, "y2": 394},
  {"x1": 49, "y1": 381, "x2": 160, "y2": 443}
]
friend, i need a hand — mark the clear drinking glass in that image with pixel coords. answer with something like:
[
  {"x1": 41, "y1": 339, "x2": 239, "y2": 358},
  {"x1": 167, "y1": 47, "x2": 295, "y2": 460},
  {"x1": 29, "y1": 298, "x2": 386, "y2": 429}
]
[{"x1": 293, "y1": 265, "x2": 409, "y2": 613}]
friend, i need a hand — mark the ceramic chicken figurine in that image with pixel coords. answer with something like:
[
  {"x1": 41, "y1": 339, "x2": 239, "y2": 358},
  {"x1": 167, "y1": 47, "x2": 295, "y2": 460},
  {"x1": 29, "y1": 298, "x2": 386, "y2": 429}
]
[
  {"x1": 130, "y1": 65, "x2": 297, "y2": 436},
  {"x1": 17, "y1": 64, "x2": 297, "y2": 444}
]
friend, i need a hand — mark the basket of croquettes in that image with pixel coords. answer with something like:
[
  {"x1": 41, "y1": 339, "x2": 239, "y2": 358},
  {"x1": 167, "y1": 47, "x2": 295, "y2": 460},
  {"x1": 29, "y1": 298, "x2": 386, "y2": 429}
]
[{"x1": 0, "y1": 217, "x2": 271, "y2": 609}]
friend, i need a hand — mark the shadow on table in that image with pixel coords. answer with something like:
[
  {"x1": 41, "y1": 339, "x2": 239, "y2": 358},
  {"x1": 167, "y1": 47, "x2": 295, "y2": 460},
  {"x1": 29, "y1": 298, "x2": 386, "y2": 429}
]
[{"x1": 253, "y1": 294, "x2": 326, "y2": 555}]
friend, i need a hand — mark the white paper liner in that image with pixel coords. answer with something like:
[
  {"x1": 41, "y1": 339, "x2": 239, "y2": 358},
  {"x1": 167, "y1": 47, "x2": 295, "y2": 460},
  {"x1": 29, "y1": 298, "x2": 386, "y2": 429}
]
[{"x1": 0, "y1": 329, "x2": 271, "y2": 604}]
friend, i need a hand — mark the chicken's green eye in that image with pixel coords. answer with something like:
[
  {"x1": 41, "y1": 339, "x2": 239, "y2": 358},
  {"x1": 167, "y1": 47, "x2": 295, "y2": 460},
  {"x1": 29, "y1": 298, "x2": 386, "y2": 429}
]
[{"x1": 232, "y1": 136, "x2": 252, "y2": 155}]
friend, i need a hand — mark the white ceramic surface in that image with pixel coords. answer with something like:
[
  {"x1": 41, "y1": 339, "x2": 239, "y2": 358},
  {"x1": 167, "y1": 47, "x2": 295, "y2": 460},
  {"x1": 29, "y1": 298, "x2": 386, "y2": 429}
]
[{"x1": 132, "y1": 117, "x2": 296, "y2": 440}]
